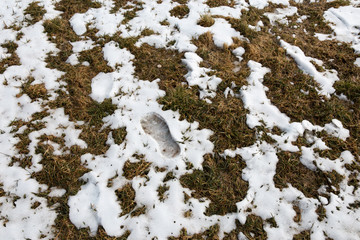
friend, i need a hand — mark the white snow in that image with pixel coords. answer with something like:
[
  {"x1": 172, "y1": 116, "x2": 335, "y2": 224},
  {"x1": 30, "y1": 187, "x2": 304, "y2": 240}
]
[
  {"x1": 265, "y1": 6, "x2": 298, "y2": 25},
  {"x1": 355, "y1": 57, "x2": 360, "y2": 67},
  {"x1": 280, "y1": 40, "x2": 339, "y2": 97},
  {"x1": 323, "y1": 6, "x2": 360, "y2": 53},
  {"x1": 182, "y1": 52, "x2": 222, "y2": 99},
  {"x1": 0, "y1": 0, "x2": 359, "y2": 239},
  {"x1": 48, "y1": 188, "x2": 66, "y2": 197}
]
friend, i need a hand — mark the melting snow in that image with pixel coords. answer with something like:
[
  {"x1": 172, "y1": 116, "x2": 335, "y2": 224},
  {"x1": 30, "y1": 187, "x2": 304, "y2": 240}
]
[{"x1": 0, "y1": 0, "x2": 359, "y2": 239}]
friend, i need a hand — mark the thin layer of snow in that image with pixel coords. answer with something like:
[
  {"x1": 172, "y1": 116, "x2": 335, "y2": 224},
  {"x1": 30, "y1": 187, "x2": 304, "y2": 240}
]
[
  {"x1": 225, "y1": 62, "x2": 359, "y2": 240},
  {"x1": 70, "y1": 40, "x2": 94, "y2": 53},
  {"x1": 280, "y1": 40, "x2": 339, "y2": 97},
  {"x1": 48, "y1": 188, "x2": 66, "y2": 197},
  {"x1": 323, "y1": 6, "x2": 360, "y2": 53},
  {"x1": 0, "y1": 1, "x2": 63, "y2": 239},
  {"x1": 182, "y1": 52, "x2": 222, "y2": 99},
  {"x1": 233, "y1": 47, "x2": 245, "y2": 61},
  {"x1": 265, "y1": 6, "x2": 298, "y2": 25},
  {"x1": 1, "y1": 0, "x2": 359, "y2": 239}
]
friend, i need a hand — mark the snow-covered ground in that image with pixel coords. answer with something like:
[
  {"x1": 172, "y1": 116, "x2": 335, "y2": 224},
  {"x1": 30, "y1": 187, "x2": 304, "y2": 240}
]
[{"x1": 0, "y1": 0, "x2": 359, "y2": 239}]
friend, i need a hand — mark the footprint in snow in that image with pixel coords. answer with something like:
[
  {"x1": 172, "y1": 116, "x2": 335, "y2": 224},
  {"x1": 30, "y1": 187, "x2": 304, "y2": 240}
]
[{"x1": 141, "y1": 112, "x2": 180, "y2": 158}]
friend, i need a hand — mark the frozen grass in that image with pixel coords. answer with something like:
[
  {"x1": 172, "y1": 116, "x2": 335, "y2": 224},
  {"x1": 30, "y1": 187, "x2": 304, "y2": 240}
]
[{"x1": 0, "y1": 0, "x2": 359, "y2": 239}]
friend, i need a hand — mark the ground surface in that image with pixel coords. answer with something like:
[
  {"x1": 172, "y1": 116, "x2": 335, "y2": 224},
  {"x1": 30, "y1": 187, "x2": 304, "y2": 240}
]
[{"x1": 0, "y1": 0, "x2": 359, "y2": 239}]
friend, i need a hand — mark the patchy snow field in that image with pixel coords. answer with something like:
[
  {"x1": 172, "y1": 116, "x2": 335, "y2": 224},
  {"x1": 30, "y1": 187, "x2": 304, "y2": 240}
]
[{"x1": 0, "y1": 0, "x2": 359, "y2": 239}]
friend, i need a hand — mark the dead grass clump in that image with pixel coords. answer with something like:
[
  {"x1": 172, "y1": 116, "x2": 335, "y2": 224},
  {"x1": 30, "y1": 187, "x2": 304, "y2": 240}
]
[
  {"x1": 157, "y1": 184, "x2": 169, "y2": 202},
  {"x1": 198, "y1": 14, "x2": 215, "y2": 27},
  {"x1": 227, "y1": 18, "x2": 259, "y2": 41},
  {"x1": 97, "y1": 227, "x2": 131, "y2": 239},
  {"x1": 32, "y1": 148, "x2": 89, "y2": 191},
  {"x1": 116, "y1": 183, "x2": 137, "y2": 216},
  {"x1": 240, "y1": 30, "x2": 359, "y2": 143},
  {"x1": 293, "y1": 205, "x2": 301, "y2": 223},
  {"x1": 170, "y1": 5, "x2": 190, "y2": 18},
  {"x1": 169, "y1": 225, "x2": 220, "y2": 240},
  {"x1": 19, "y1": 78, "x2": 48, "y2": 100},
  {"x1": 51, "y1": 196, "x2": 93, "y2": 239},
  {"x1": 239, "y1": 215, "x2": 267, "y2": 239},
  {"x1": 55, "y1": 0, "x2": 101, "y2": 20},
  {"x1": 122, "y1": 9, "x2": 138, "y2": 24},
  {"x1": 293, "y1": 230, "x2": 311, "y2": 240},
  {"x1": 173, "y1": 0, "x2": 188, "y2": 4},
  {"x1": 149, "y1": 32, "x2": 256, "y2": 152},
  {"x1": 110, "y1": 0, "x2": 136, "y2": 14},
  {"x1": 270, "y1": 12, "x2": 360, "y2": 165},
  {"x1": 278, "y1": 29, "x2": 360, "y2": 106},
  {"x1": 23, "y1": 83, "x2": 48, "y2": 100},
  {"x1": 141, "y1": 28, "x2": 155, "y2": 36},
  {"x1": 12, "y1": 121, "x2": 46, "y2": 155},
  {"x1": 24, "y1": 2, "x2": 46, "y2": 24},
  {"x1": 43, "y1": 17, "x2": 79, "y2": 62},
  {"x1": 78, "y1": 47, "x2": 113, "y2": 73},
  {"x1": 1, "y1": 41, "x2": 17, "y2": 54},
  {"x1": 0, "y1": 42, "x2": 20, "y2": 74},
  {"x1": 131, "y1": 205, "x2": 147, "y2": 217},
  {"x1": 87, "y1": 99, "x2": 117, "y2": 125},
  {"x1": 316, "y1": 204, "x2": 326, "y2": 221},
  {"x1": 47, "y1": 49, "x2": 115, "y2": 125},
  {"x1": 180, "y1": 154, "x2": 248, "y2": 216},
  {"x1": 112, "y1": 127, "x2": 127, "y2": 145},
  {"x1": 79, "y1": 126, "x2": 112, "y2": 155},
  {"x1": 122, "y1": 159, "x2": 151, "y2": 180},
  {"x1": 206, "y1": 0, "x2": 235, "y2": 7}
]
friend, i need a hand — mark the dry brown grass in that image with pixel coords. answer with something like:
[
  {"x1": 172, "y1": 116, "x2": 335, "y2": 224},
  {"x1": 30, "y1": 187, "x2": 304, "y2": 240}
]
[
  {"x1": 116, "y1": 183, "x2": 137, "y2": 216},
  {"x1": 110, "y1": 0, "x2": 133, "y2": 14},
  {"x1": 198, "y1": 14, "x2": 215, "y2": 27},
  {"x1": 169, "y1": 225, "x2": 220, "y2": 240},
  {"x1": 0, "y1": 42, "x2": 20, "y2": 74},
  {"x1": 194, "y1": 32, "x2": 249, "y2": 87},
  {"x1": 24, "y1": 1, "x2": 46, "y2": 24},
  {"x1": 293, "y1": 230, "x2": 311, "y2": 240},
  {"x1": 180, "y1": 154, "x2": 248, "y2": 215},
  {"x1": 152, "y1": 32, "x2": 256, "y2": 152},
  {"x1": 273, "y1": 151, "x2": 343, "y2": 198},
  {"x1": 4, "y1": 0, "x2": 360, "y2": 238},
  {"x1": 122, "y1": 158, "x2": 151, "y2": 180},
  {"x1": 132, "y1": 43, "x2": 187, "y2": 89},
  {"x1": 170, "y1": 5, "x2": 190, "y2": 18},
  {"x1": 25, "y1": 1, "x2": 128, "y2": 238},
  {"x1": 206, "y1": 0, "x2": 235, "y2": 8},
  {"x1": 55, "y1": 0, "x2": 101, "y2": 20}
]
